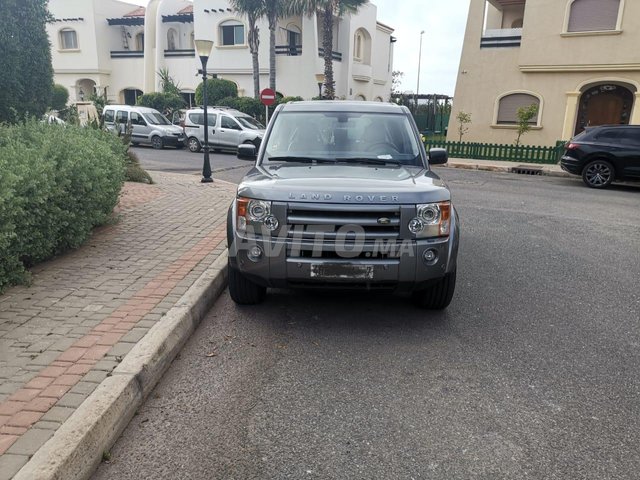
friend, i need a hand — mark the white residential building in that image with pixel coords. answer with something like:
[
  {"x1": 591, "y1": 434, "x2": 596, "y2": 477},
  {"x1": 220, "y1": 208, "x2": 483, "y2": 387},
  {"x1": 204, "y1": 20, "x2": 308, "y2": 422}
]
[{"x1": 46, "y1": 0, "x2": 395, "y2": 106}]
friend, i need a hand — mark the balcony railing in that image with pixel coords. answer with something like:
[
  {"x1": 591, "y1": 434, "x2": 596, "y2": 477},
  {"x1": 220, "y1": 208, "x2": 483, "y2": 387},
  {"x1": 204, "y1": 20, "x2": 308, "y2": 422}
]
[
  {"x1": 275, "y1": 44, "x2": 302, "y2": 56},
  {"x1": 164, "y1": 49, "x2": 195, "y2": 58},
  {"x1": 111, "y1": 50, "x2": 144, "y2": 58},
  {"x1": 480, "y1": 28, "x2": 522, "y2": 48},
  {"x1": 318, "y1": 48, "x2": 342, "y2": 62}
]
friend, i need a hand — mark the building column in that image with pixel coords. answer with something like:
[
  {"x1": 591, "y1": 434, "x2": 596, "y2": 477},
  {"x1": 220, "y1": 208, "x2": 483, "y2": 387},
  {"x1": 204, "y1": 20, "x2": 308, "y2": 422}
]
[
  {"x1": 561, "y1": 92, "x2": 580, "y2": 140},
  {"x1": 631, "y1": 92, "x2": 640, "y2": 125},
  {"x1": 144, "y1": 0, "x2": 161, "y2": 93}
]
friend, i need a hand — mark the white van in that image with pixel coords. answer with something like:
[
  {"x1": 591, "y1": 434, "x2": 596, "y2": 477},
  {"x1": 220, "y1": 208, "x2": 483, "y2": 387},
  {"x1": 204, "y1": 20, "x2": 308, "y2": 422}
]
[
  {"x1": 103, "y1": 105, "x2": 185, "y2": 149},
  {"x1": 183, "y1": 107, "x2": 265, "y2": 153}
]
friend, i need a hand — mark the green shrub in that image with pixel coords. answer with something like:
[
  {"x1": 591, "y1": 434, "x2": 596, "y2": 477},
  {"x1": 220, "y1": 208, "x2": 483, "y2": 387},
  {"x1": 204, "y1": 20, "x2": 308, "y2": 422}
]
[
  {"x1": 0, "y1": 121, "x2": 126, "y2": 292},
  {"x1": 136, "y1": 92, "x2": 185, "y2": 116},
  {"x1": 126, "y1": 150, "x2": 153, "y2": 184},
  {"x1": 277, "y1": 96, "x2": 304, "y2": 105},
  {"x1": 216, "y1": 96, "x2": 262, "y2": 118},
  {"x1": 195, "y1": 79, "x2": 238, "y2": 106},
  {"x1": 50, "y1": 85, "x2": 69, "y2": 111}
]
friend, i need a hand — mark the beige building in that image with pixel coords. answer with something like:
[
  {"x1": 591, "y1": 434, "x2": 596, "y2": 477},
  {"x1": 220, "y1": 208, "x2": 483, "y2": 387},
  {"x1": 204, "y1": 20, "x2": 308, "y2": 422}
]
[{"x1": 448, "y1": 0, "x2": 640, "y2": 146}]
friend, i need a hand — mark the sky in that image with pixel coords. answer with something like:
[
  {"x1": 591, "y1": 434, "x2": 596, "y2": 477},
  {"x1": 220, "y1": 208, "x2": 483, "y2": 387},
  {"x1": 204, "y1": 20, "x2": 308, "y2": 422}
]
[{"x1": 128, "y1": 0, "x2": 471, "y2": 96}]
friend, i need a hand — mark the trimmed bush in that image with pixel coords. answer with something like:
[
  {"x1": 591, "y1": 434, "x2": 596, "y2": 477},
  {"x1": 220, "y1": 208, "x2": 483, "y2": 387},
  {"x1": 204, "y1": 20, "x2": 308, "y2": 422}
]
[
  {"x1": 50, "y1": 84, "x2": 70, "y2": 111},
  {"x1": 195, "y1": 79, "x2": 238, "y2": 106},
  {"x1": 136, "y1": 92, "x2": 185, "y2": 116},
  {"x1": 216, "y1": 96, "x2": 264, "y2": 119},
  {"x1": 0, "y1": 121, "x2": 126, "y2": 291}
]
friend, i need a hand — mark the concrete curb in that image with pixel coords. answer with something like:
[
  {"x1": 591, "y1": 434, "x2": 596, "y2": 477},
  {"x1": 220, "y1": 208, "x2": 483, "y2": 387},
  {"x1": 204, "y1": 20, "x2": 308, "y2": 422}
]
[
  {"x1": 13, "y1": 252, "x2": 229, "y2": 480},
  {"x1": 435, "y1": 161, "x2": 570, "y2": 178}
]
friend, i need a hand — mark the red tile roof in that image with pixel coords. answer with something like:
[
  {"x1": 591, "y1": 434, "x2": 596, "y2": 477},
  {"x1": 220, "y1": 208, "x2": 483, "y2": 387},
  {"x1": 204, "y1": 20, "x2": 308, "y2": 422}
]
[
  {"x1": 178, "y1": 5, "x2": 193, "y2": 14},
  {"x1": 124, "y1": 7, "x2": 146, "y2": 17}
]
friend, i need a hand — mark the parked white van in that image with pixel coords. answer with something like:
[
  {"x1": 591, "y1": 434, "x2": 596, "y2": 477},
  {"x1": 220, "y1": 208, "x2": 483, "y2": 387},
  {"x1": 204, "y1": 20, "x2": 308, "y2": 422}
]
[
  {"x1": 183, "y1": 107, "x2": 265, "y2": 153},
  {"x1": 103, "y1": 105, "x2": 185, "y2": 149}
]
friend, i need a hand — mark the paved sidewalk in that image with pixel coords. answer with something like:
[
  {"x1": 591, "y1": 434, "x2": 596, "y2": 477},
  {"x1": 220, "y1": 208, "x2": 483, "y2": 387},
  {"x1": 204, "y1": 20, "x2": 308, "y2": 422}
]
[
  {"x1": 0, "y1": 173, "x2": 236, "y2": 479},
  {"x1": 441, "y1": 157, "x2": 568, "y2": 177}
]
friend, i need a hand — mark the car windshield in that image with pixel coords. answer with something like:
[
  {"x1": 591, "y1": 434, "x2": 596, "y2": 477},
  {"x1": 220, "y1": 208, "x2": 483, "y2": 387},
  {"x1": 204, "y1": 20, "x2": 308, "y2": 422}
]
[
  {"x1": 236, "y1": 116, "x2": 264, "y2": 130},
  {"x1": 262, "y1": 111, "x2": 422, "y2": 166},
  {"x1": 143, "y1": 112, "x2": 171, "y2": 126}
]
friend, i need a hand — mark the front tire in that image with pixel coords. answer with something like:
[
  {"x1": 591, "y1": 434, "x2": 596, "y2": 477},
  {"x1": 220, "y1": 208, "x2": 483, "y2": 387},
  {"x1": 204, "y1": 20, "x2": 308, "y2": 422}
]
[
  {"x1": 412, "y1": 270, "x2": 456, "y2": 310},
  {"x1": 151, "y1": 136, "x2": 164, "y2": 150},
  {"x1": 228, "y1": 266, "x2": 266, "y2": 305},
  {"x1": 582, "y1": 159, "x2": 614, "y2": 189}
]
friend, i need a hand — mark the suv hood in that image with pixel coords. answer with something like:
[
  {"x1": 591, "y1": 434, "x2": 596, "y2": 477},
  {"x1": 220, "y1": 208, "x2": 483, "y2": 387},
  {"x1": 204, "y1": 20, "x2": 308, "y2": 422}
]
[{"x1": 237, "y1": 164, "x2": 451, "y2": 204}]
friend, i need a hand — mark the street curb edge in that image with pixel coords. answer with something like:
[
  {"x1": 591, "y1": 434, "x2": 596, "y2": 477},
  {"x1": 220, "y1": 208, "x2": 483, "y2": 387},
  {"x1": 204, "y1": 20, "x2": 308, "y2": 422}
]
[{"x1": 13, "y1": 252, "x2": 229, "y2": 480}]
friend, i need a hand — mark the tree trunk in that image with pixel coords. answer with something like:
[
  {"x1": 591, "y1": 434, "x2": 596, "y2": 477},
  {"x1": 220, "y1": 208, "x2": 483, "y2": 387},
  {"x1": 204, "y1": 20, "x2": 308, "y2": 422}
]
[
  {"x1": 248, "y1": 12, "x2": 260, "y2": 98},
  {"x1": 322, "y1": 4, "x2": 335, "y2": 99},
  {"x1": 268, "y1": 12, "x2": 277, "y2": 93}
]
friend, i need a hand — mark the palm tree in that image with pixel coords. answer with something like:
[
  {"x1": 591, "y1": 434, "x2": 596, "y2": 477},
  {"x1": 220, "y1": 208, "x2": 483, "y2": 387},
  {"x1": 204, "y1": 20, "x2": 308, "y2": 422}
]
[
  {"x1": 230, "y1": 0, "x2": 265, "y2": 98},
  {"x1": 264, "y1": 0, "x2": 287, "y2": 94},
  {"x1": 288, "y1": 0, "x2": 367, "y2": 99}
]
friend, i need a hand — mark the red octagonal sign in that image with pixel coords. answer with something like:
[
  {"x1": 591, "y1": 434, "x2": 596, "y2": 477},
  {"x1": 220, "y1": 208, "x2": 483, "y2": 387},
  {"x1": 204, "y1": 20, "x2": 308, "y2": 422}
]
[{"x1": 260, "y1": 88, "x2": 276, "y2": 106}]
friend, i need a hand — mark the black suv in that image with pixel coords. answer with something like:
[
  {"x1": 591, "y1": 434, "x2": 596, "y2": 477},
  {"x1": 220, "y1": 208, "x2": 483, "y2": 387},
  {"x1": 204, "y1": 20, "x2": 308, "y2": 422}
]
[{"x1": 561, "y1": 125, "x2": 640, "y2": 188}]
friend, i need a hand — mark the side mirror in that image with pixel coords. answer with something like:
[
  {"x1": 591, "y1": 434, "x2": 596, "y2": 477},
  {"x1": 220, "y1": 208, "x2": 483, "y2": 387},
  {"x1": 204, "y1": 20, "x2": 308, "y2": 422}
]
[
  {"x1": 428, "y1": 148, "x2": 448, "y2": 165},
  {"x1": 237, "y1": 144, "x2": 257, "y2": 160}
]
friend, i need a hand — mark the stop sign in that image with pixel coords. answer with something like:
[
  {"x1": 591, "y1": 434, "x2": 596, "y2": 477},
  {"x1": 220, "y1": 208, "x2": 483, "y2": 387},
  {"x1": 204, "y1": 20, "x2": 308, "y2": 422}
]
[{"x1": 260, "y1": 88, "x2": 276, "y2": 106}]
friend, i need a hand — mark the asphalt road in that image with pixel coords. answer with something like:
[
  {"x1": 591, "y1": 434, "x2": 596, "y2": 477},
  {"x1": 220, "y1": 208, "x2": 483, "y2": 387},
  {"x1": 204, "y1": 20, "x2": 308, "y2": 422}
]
[
  {"x1": 95, "y1": 169, "x2": 640, "y2": 479},
  {"x1": 132, "y1": 144, "x2": 253, "y2": 184}
]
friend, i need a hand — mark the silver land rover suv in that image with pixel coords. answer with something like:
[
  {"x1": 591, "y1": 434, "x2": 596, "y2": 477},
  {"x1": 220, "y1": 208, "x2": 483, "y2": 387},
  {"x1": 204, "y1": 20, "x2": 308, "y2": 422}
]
[{"x1": 227, "y1": 101, "x2": 460, "y2": 309}]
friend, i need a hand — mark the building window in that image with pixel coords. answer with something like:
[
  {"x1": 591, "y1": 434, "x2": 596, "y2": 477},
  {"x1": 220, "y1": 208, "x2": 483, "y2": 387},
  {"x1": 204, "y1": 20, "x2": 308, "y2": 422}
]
[
  {"x1": 352, "y1": 28, "x2": 371, "y2": 65},
  {"x1": 135, "y1": 33, "x2": 144, "y2": 51},
  {"x1": 220, "y1": 20, "x2": 245, "y2": 46},
  {"x1": 567, "y1": 0, "x2": 621, "y2": 32},
  {"x1": 354, "y1": 31, "x2": 363, "y2": 61},
  {"x1": 167, "y1": 28, "x2": 177, "y2": 50},
  {"x1": 496, "y1": 93, "x2": 540, "y2": 125},
  {"x1": 59, "y1": 28, "x2": 78, "y2": 50}
]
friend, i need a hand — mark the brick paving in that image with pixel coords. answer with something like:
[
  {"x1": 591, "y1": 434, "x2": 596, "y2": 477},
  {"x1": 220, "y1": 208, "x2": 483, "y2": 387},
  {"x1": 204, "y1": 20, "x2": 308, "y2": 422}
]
[{"x1": 0, "y1": 173, "x2": 236, "y2": 479}]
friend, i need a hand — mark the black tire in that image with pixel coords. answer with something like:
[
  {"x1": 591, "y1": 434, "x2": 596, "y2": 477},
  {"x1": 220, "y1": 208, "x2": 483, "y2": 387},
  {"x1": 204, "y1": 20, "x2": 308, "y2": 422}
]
[
  {"x1": 582, "y1": 159, "x2": 614, "y2": 189},
  {"x1": 151, "y1": 136, "x2": 164, "y2": 150},
  {"x1": 412, "y1": 270, "x2": 456, "y2": 310},
  {"x1": 228, "y1": 265, "x2": 266, "y2": 305},
  {"x1": 188, "y1": 137, "x2": 201, "y2": 153}
]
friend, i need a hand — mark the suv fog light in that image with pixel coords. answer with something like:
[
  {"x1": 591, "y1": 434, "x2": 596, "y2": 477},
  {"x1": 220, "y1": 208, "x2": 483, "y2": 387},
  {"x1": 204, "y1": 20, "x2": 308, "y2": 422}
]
[
  {"x1": 248, "y1": 245, "x2": 263, "y2": 262},
  {"x1": 408, "y1": 218, "x2": 425, "y2": 234},
  {"x1": 264, "y1": 215, "x2": 279, "y2": 231},
  {"x1": 423, "y1": 249, "x2": 438, "y2": 264}
]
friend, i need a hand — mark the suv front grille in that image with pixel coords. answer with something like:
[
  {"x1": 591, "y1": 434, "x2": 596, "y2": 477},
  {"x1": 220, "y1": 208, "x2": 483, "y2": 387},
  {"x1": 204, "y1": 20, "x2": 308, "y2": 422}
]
[{"x1": 286, "y1": 203, "x2": 401, "y2": 241}]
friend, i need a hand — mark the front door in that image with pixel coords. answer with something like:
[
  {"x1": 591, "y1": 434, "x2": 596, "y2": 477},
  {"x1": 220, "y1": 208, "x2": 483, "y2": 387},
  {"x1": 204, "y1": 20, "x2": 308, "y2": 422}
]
[
  {"x1": 130, "y1": 111, "x2": 151, "y2": 145},
  {"x1": 217, "y1": 115, "x2": 242, "y2": 148},
  {"x1": 575, "y1": 84, "x2": 634, "y2": 135}
]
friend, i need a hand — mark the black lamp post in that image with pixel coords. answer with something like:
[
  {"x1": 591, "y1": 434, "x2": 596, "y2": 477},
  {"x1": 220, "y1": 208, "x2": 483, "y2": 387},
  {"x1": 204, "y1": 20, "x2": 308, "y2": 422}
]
[{"x1": 195, "y1": 39, "x2": 214, "y2": 183}]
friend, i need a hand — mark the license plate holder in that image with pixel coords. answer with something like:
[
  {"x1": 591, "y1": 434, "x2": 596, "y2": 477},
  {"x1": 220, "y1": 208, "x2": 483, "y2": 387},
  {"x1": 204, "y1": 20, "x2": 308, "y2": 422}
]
[{"x1": 310, "y1": 263, "x2": 374, "y2": 280}]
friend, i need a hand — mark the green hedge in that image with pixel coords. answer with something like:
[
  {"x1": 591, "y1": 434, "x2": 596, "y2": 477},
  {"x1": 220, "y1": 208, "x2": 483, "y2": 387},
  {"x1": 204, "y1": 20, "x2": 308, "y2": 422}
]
[{"x1": 0, "y1": 122, "x2": 126, "y2": 291}]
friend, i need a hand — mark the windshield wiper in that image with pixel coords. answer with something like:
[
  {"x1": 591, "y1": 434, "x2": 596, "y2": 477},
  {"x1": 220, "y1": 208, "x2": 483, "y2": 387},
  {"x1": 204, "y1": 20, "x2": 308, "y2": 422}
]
[
  {"x1": 335, "y1": 157, "x2": 402, "y2": 166},
  {"x1": 268, "y1": 156, "x2": 334, "y2": 164}
]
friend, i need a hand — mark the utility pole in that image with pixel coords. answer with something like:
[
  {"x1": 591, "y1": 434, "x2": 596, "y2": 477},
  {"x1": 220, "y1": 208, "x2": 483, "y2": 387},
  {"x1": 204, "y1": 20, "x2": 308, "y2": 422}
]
[{"x1": 416, "y1": 30, "x2": 425, "y2": 114}]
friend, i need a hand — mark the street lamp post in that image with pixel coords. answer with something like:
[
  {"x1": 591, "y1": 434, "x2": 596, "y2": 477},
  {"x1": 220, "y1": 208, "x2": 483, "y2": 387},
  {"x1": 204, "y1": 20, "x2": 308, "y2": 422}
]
[
  {"x1": 315, "y1": 73, "x2": 325, "y2": 99},
  {"x1": 195, "y1": 39, "x2": 214, "y2": 184},
  {"x1": 416, "y1": 30, "x2": 425, "y2": 113}
]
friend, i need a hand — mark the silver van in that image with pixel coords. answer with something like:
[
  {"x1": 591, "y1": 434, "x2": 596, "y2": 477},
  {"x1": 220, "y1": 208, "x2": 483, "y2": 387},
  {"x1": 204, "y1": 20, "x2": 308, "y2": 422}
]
[
  {"x1": 103, "y1": 105, "x2": 185, "y2": 149},
  {"x1": 183, "y1": 107, "x2": 265, "y2": 153}
]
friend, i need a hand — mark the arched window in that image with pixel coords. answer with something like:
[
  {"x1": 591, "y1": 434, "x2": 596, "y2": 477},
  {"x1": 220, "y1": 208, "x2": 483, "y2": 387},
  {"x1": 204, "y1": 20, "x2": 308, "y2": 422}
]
[
  {"x1": 135, "y1": 32, "x2": 144, "y2": 51},
  {"x1": 496, "y1": 93, "x2": 541, "y2": 125},
  {"x1": 220, "y1": 20, "x2": 245, "y2": 46},
  {"x1": 59, "y1": 28, "x2": 78, "y2": 50},
  {"x1": 567, "y1": 0, "x2": 621, "y2": 32},
  {"x1": 167, "y1": 28, "x2": 177, "y2": 50},
  {"x1": 353, "y1": 28, "x2": 371, "y2": 65}
]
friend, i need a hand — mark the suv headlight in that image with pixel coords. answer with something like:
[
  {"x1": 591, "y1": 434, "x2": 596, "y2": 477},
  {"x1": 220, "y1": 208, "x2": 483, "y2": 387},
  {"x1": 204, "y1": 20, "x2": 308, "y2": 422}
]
[
  {"x1": 408, "y1": 202, "x2": 451, "y2": 238},
  {"x1": 236, "y1": 197, "x2": 278, "y2": 233}
]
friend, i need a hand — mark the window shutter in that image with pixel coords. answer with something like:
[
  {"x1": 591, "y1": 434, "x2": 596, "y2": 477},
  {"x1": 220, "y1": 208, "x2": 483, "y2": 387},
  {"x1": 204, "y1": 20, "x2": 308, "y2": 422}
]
[
  {"x1": 568, "y1": 0, "x2": 620, "y2": 32},
  {"x1": 497, "y1": 94, "x2": 540, "y2": 124}
]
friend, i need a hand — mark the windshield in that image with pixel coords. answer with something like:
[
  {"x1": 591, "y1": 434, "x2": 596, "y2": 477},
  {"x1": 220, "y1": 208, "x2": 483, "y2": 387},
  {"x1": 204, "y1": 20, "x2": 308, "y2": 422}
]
[
  {"x1": 143, "y1": 112, "x2": 172, "y2": 126},
  {"x1": 262, "y1": 111, "x2": 423, "y2": 166},
  {"x1": 236, "y1": 116, "x2": 264, "y2": 130}
]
